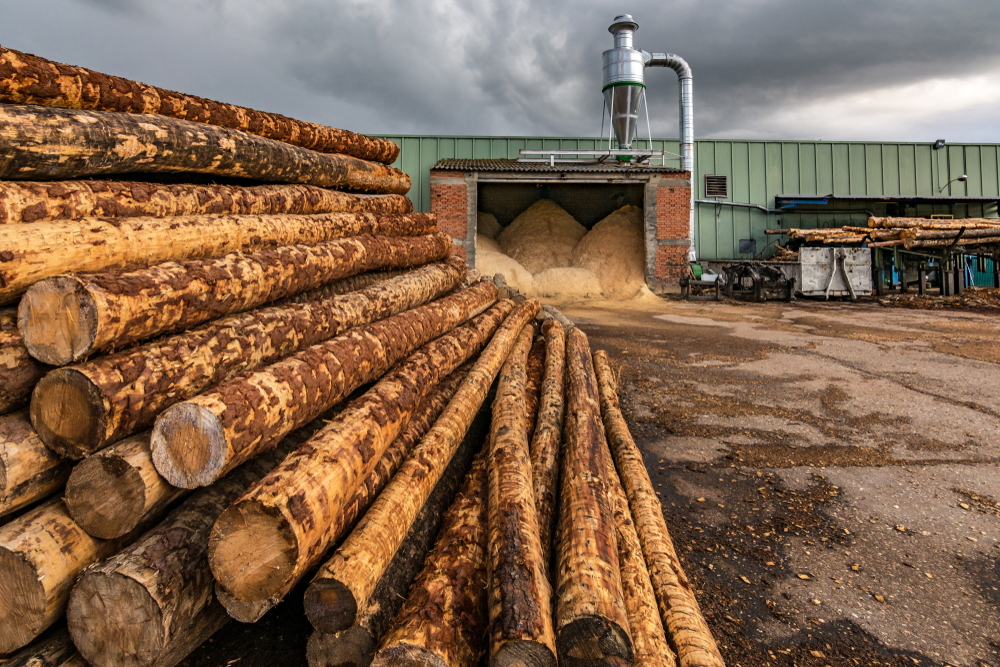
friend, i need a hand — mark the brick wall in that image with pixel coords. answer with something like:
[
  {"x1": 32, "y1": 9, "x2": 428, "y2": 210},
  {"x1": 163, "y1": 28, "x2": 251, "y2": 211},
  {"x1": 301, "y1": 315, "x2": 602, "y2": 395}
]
[
  {"x1": 429, "y1": 169, "x2": 469, "y2": 262},
  {"x1": 653, "y1": 181, "x2": 692, "y2": 287}
]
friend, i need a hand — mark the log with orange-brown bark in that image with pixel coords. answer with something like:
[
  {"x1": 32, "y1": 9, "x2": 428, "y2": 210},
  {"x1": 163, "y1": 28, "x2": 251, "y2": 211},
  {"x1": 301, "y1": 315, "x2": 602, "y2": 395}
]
[
  {"x1": 1, "y1": 309, "x2": 45, "y2": 415},
  {"x1": 31, "y1": 260, "x2": 464, "y2": 459},
  {"x1": 531, "y1": 318, "x2": 566, "y2": 571},
  {"x1": 3, "y1": 626, "x2": 87, "y2": 667},
  {"x1": 19, "y1": 233, "x2": 449, "y2": 367},
  {"x1": 1, "y1": 410, "x2": 72, "y2": 520},
  {"x1": 0, "y1": 46, "x2": 399, "y2": 163}
]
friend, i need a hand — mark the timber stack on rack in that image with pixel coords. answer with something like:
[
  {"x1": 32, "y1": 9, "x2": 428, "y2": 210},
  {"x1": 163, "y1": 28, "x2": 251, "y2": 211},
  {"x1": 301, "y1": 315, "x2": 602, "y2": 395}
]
[
  {"x1": 767, "y1": 216, "x2": 1000, "y2": 250},
  {"x1": 0, "y1": 46, "x2": 723, "y2": 667}
]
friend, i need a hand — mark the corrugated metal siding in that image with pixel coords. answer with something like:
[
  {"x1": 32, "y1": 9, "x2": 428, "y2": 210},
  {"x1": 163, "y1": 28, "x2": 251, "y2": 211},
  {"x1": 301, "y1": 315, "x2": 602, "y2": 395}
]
[{"x1": 374, "y1": 136, "x2": 1000, "y2": 260}]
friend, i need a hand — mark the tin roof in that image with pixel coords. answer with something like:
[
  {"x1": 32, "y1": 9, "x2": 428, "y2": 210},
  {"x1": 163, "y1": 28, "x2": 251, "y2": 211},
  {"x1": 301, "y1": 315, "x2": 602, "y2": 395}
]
[{"x1": 432, "y1": 158, "x2": 686, "y2": 174}]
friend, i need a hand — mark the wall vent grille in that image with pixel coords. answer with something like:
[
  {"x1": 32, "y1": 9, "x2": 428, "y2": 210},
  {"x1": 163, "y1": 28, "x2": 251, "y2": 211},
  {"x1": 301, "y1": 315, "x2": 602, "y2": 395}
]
[{"x1": 704, "y1": 174, "x2": 728, "y2": 198}]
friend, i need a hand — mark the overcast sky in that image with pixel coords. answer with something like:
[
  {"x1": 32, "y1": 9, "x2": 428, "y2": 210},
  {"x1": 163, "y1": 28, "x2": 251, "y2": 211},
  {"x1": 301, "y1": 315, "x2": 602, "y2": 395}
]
[{"x1": 3, "y1": 0, "x2": 1000, "y2": 143}]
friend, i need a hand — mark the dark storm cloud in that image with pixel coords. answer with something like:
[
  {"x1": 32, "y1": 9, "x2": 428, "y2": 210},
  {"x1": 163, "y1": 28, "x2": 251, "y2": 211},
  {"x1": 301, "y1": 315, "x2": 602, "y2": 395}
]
[{"x1": 1, "y1": 0, "x2": 999, "y2": 141}]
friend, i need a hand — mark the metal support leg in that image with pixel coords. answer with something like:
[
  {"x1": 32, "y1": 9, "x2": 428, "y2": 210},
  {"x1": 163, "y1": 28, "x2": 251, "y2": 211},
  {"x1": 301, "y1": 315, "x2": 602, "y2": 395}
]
[
  {"x1": 918, "y1": 265, "x2": 927, "y2": 296},
  {"x1": 957, "y1": 256, "x2": 966, "y2": 295},
  {"x1": 873, "y1": 254, "x2": 885, "y2": 297}
]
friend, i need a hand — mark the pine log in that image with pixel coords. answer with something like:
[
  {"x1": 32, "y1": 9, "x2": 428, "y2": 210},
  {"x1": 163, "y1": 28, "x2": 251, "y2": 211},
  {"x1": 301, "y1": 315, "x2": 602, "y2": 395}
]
[
  {"x1": 485, "y1": 326, "x2": 557, "y2": 667},
  {"x1": 904, "y1": 236, "x2": 1000, "y2": 248},
  {"x1": 554, "y1": 329, "x2": 632, "y2": 667},
  {"x1": 64, "y1": 422, "x2": 322, "y2": 667},
  {"x1": 19, "y1": 232, "x2": 449, "y2": 366},
  {"x1": 32, "y1": 259, "x2": 464, "y2": 458},
  {"x1": 209, "y1": 300, "x2": 523, "y2": 606},
  {"x1": 370, "y1": 451, "x2": 490, "y2": 667},
  {"x1": 592, "y1": 351, "x2": 724, "y2": 667},
  {"x1": 3, "y1": 625, "x2": 87, "y2": 667},
  {"x1": 305, "y1": 411, "x2": 487, "y2": 667},
  {"x1": 152, "y1": 282, "x2": 497, "y2": 489},
  {"x1": 530, "y1": 319, "x2": 566, "y2": 572},
  {"x1": 0, "y1": 497, "x2": 164, "y2": 653},
  {"x1": 0, "y1": 180, "x2": 411, "y2": 225},
  {"x1": 0, "y1": 104, "x2": 408, "y2": 193},
  {"x1": 0, "y1": 46, "x2": 399, "y2": 164},
  {"x1": 300, "y1": 301, "x2": 539, "y2": 631},
  {"x1": 524, "y1": 337, "x2": 546, "y2": 443},
  {"x1": 0, "y1": 410, "x2": 72, "y2": 519},
  {"x1": 217, "y1": 364, "x2": 471, "y2": 623},
  {"x1": 0, "y1": 209, "x2": 433, "y2": 306},
  {"x1": 868, "y1": 216, "x2": 1000, "y2": 229},
  {"x1": 1, "y1": 310, "x2": 45, "y2": 415},
  {"x1": 903, "y1": 227, "x2": 1000, "y2": 240},
  {"x1": 601, "y1": 427, "x2": 675, "y2": 667}
]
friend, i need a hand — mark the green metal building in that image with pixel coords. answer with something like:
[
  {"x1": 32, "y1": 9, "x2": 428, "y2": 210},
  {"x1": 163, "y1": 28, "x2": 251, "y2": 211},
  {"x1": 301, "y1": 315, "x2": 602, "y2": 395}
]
[{"x1": 375, "y1": 135, "x2": 1000, "y2": 272}]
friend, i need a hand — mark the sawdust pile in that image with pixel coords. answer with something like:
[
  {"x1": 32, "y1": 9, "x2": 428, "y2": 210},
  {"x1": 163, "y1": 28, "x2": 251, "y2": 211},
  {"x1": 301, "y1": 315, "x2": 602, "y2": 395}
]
[
  {"x1": 533, "y1": 268, "x2": 603, "y2": 299},
  {"x1": 570, "y1": 204, "x2": 645, "y2": 298},
  {"x1": 497, "y1": 200, "x2": 588, "y2": 274},
  {"x1": 477, "y1": 211, "x2": 502, "y2": 240},
  {"x1": 476, "y1": 233, "x2": 535, "y2": 294}
]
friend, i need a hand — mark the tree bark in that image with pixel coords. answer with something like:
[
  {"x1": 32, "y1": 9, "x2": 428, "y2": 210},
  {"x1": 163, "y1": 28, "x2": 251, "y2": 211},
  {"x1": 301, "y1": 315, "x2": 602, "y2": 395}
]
[
  {"x1": 0, "y1": 410, "x2": 71, "y2": 519},
  {"x1": 0, "y1": 180, "x2": 411, "y2": 225},
  {"x1": 1, "y1": 310, "x2": 45, "y2": 415},
  {"x1": 869, "y1": 216, "x2": 1000, "y2": 229},
  {"x1": 19, "y1": 232, "x2": 449, "y2": 366},
  {"x1": 0, "y1": 208, "x2": 433, "y2": 305},
  {"x1": 3, "y1": 625, "x2": 87, "y2": 667},
  {"x1": 554, "y1": 329, "x2": 633, "y2": 667},
  {"x1": 210, "y1": 300, "x2": 535, "y2": 607},
  {"x1": 217, "y1": 364, "x2": 471, "y2": 623},
  {"x1": 371, "y1": 451, "x2": 490, "y2": 667},
  {"x1": 64, "y1": 421, "x2": 322, "y2": 667},
  {"x1": 0, "y1": 46, "x2": 399, "y2": 164},
  {"x1": 152, "y1": 282, "x2": 498, "y2": 489},
  {"x1": 592, "y1": 351, "x2": 724, "y2": 667},
  {"x1": 524, "y1": 338, "x2": 546, "y2": 443},
  {"x1": 31, "y1": 259, "x2": 464, "y2": 458},
  {"x1": 0, "y1": 496, "x2": 165, "y2": 653},
  {"x1": 530, "y1": 319, "x2": 566, "y2": 573},
  {"x1": 0, "y1": 104, "x2": 406, "y2": 194},
  {"x1": 484, "y1": 326, "x2": 557, "y2": 667},
  {"x1": 305, "y1": 412, "x2": 487, "y2": 667},
  {"x1": 300, "y1": 302, "x2": 539, "y2": 632}
]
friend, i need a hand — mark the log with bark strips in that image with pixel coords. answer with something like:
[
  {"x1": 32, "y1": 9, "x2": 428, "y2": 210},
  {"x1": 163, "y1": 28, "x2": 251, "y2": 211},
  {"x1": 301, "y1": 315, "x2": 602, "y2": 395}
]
[
  {"x1": 370, "y1": 450, "x2": 490, "y2": 667},
  {"x1": 530, "y1": 319, "x2": 566, "y2": 572},
  {"x1": 19, "y1": 232, "x2": 450, "y2": 366},
  {"x1": 64, "y1": 419, "x2": 324, "y2": 667},
  {"x1": 554, "y1": 328, "x2": 633, "y2": 667},
  {"x1": 902, "y1": 227, "x2": 1000, "y2": 241},
  {"x1": 0, "y1": 496, "x2": 167, "y2": 653},
  {"x1": 32, "y1": 259, "x2": 464, "y2": 458},
  {"x1": 0, "y1": 208, "x2": 433, "y2": 306},
  {"x1": 217, "y1": 364, "x2": 471, "y2": 623},
  {"x1": 152, "y1": 281, "x2": 498, "y2": 489},
  {"x1": 592, "y1": 350, "x2": 724, "y2": 667},
  {"x1": 869, "y1": 216, "x2": 1000, "y2": 229},
  {"x1": 0, "y1": 105, "x2": 408, "y2": 192},
  {"x1": 305, "y1": 411, "x2": 488, "y2": 667},
  {"x1": 524, "y1": 338, "x2": 546, "y2": 442},
  {"x1": 0, "y1": 46, "x2": 399, "y2": 164},
  {"x1": 1, "y1": 309, "x2": 46, "y2": 415},
  {"x1": 484, "y1": 326, "x2": 557, "y2": 667},
  {"x1": 904, "y1": 236, "x2": 1000, "y2": 248},
  {"x1": 1, "y1": 410, "x2": 72, "y2": 519},
  {"x1": 0, "y1": 180, "x2": 411, "y2": 225},
  {"x1": 211, "y1": 300, "x2": 533, "y2": 611},
  {"x1": 2, "y1": 625, "x2": 86, "y2": 667},
  {"x1": 299, "y1": 301, "x2": 539, "y2": 632}
]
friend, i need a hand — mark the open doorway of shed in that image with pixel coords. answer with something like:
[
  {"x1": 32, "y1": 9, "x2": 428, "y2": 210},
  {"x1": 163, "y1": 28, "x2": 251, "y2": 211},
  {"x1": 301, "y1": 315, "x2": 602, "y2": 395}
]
[{"x1": 477, "y1": 182, "x2": 645, "y2": 232}]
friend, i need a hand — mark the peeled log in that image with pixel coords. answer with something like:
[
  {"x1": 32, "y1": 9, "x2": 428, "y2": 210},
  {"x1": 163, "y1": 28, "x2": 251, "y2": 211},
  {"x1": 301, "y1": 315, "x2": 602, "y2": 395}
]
[
  {"x1": 218, "y1": 364, "x2": 471, "y2": 623},
  {"x1": 302, "y1": 301, "x2": 540, "y2": 632},
  {"x1": 210, "y1": 300, "x2": 532, "y2": 605},
  {"x1": 305, "y1": 414, "x2": 486, "y2": 667},
  {"x1": 0, "y1": 46, "x2": 399, "y2": 163},
  {"x1": 0, "y1": 209, "x2": 433, "y2": 306},
  {"x1": 0, "y1": 410, "x2": 72, "y2": 519},
  {"x1": 3, "y1": 625, "x2": 86, "y2": 667},
  {"x1": 65, "y1": 422, "x2": 322, "y2": 667},
  {"x1": 31, "y1": 260, "x2": 463, "y2": 458},
  {"x1": 554, "y1": 329, "x2": 633, "y2": 667},
  {"x1": 593, "y1": 351, "x2": 723, "y2": 667},
  {"x1": 62, "y1": 433, "x2": 179, "y2": 540},
  {"x1": 1, "y1": 309, "x2": 45, "y2": 415},
  {"x1": 0, "y1": 105, "x2": 408, "y2": 193},
  {"x1": 0, "y1": 496, "x2": 165, "y2": 653},
  {"x1": 152, "y1": 282, "x2": 496, "y2": 489},
  {"x1": 485, "y1": 326, "x2": 557, "y2": 667},
  {"x1": 19, "y1": 232, "x2": 449, "y2": 366},
  {"x1": 371, "y1": 451, "x2": 490, "y2": 667},
  {"x1": 531, "y1": 319, "x2": 566, "y2": 572}
]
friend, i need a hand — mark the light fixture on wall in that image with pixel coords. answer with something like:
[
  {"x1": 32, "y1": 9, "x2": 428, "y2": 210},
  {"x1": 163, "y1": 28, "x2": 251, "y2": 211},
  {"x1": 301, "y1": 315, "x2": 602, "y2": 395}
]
[
  {"x1": 938, "y1": 174, "x2": 968, "y2": 193},
  {"x1": 933, "y1": 139, "x2": 947, "y2": 150}
]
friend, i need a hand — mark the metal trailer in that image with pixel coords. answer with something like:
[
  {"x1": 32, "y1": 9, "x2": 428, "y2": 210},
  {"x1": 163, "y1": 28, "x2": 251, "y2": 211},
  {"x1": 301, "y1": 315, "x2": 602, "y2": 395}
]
[{"x1": 704, "y1": 247, "x2": 873, "y2": 301}]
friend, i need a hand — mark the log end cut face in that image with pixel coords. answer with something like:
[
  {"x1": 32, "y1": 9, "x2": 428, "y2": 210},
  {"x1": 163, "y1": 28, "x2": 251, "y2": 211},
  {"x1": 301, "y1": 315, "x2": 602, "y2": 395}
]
[
  {"x1": 306, "y1": 626, "x2": 374, "y2": 667},
  {"x1": 18, "y1": 276, "x2": 100, "y2": 366},
  {"x1": 208, "y1": 500, "x2": 298, "y2": 603},
  {"x1": 303, "y1": 577, "x2": 358, "y2": 634},
  {"x1": 491, "y1": 639, "x2": 557, "y2": 667},
  {"x1": 372, "y1": 643, "x2": 452, "y2": 667},
  {"x1": 30, "y1": 368, "x2": 108, "y2": 459},
  {"x1": 555, "y1": 616, "x2": 634, "y2": 667},
  {"x1": 67, "y1": 570, "x2": 166, "y2": 667},
  {"x1": 64, "y1": 454, "x2": 145, "y2": 539},
  {"x1": 150, "y1": 402, "x2": 227, "y2": 489},
  {"x1": 0, "y1": 547, "x2": 47, "y2": 654}
]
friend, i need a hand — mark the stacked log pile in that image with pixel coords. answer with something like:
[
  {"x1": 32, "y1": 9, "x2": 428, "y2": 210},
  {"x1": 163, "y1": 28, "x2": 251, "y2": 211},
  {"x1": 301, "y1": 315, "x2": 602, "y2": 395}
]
[
  {"x1": 767, "y1": 216, "x2": 1000, "y2": 250},
  {"x1": 1, "y1": 47, "x2": 722, "y2": 667}
]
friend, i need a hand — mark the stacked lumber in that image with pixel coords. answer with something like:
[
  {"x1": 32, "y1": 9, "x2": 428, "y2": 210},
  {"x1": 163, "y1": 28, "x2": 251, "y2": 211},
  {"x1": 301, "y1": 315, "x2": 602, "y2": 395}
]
[{"x1": 767, "y1": 216, "x2": 1000, "y2": 250}]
